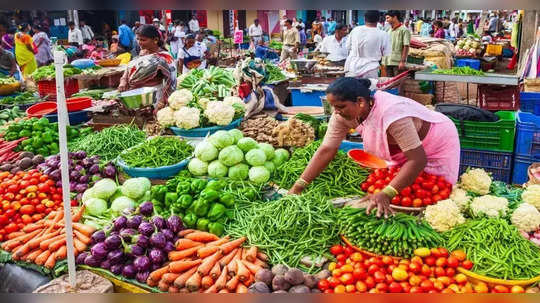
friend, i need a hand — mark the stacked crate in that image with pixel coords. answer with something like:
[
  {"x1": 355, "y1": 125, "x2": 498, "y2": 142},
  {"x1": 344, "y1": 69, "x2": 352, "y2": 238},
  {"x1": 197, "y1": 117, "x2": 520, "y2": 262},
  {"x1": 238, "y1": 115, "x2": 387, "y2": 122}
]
[{"x1": 512, "y1": 92, "x2": 540, "y2": 184}]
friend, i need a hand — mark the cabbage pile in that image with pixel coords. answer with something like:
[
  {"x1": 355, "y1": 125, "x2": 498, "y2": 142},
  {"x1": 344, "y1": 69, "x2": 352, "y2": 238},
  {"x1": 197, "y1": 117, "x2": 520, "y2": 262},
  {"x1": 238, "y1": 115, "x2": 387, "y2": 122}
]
[{"x1": 188, "y1": 129, "x2": 290, "y2": 184}]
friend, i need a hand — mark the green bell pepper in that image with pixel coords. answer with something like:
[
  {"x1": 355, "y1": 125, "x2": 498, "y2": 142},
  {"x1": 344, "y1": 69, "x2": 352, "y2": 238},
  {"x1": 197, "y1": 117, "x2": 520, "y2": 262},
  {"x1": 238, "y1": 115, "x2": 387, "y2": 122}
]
[
  {"x1": 68, "y1": 127, "x2": 79, "y2": 138},
  {"x1": 208, "y1": 222, "x2": 225, "y2": 237},
  {"x1": 206, "y1": 180, "x2": 226, "y2": 191},
  {"x1": 242, "y1": 188, "x2": 257, "y2": 200},
  {"x1": 176, "y1": 181, "x2": 191, "y2": 195},
  {"x1": 177, "y1": 194, "x2": 193, "y2": 209},
  {"x1": 7, "y1": 124, "x2": 21, "y2": 133},
  {"x1": 207, "y1": 203, "x2": 226, "y2": 221},
  {"x1": 31, "y1": 137, "x2": 43, "y2": 149},
  {"x1": 170, "y1": 204, "x2": 183, "y2": 217},
  {"x1": 196, "y1": 218, "x2": 210, "y2": 232},
  {"x1": 200, "y1": 189, "x2": 219, "y2": 202},
  {"x1": 37, "y1": 147, "x2": 49, "y2": 156},
  {"x1": 48, "y1": 142, "x2": 59, "y2": 154},
  {"x1": 152, "y1": 198, "x2": 167, "y2": 216},
  {"x1": 190, "y1": 179, "x2": 207, "y2": 194},
  {"x1": 37, "y1": 117, "x2": 49, "y2": 127},
  {"x1": 19, "y1": 129, "x2": 31, "y2": 138},
  {"x1": 192, "y1": 199, "x2": 210, "y2": 217},
  {"x1": 164, "y1": 192, "x2": 178, "y2": 207},
  {"x1": 42, "y1": 131, "x2": 53, "y2": 143},
  {"x1": 150, "y1": 185, "x2": 168, "y2": 203},
  {"x1": 219, "y1": 193, "x2": 235, "y2": 208},
  {"x1": 183, "y1": 212, "x2": 198, "y2": 228}
]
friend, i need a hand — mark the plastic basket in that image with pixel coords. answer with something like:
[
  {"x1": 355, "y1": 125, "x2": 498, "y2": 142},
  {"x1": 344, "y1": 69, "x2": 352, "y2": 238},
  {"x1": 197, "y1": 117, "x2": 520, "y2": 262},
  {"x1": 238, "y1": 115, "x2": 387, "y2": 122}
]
[
  {"x1": 37, "y1": 78, "x2": 79, "y2": 101},
  {"x1": 512, "y1": 155, "x2": 534, "y2": 185},
  {"x1": 169, "y1": 118, "x2": 243, "y2": 138},
  {"x1": 459, "y1": 148, "x2": 513, "y2": 183},
  {"x1": 407, "y1": 55, "x2": 424, "y2": 65},
  {"x1": 515, "y1": 111, "x2": 540, "y2": 159},
  {"x1": 449, "y1": 111, "x2": 516, "y2": 153},
  {"x1": 455, "y1": 58, "x2": 481, "y2": 70},
  {"x1": 486, "y1": 44, "x2": 503, "y2": 56},
  {"x1": 520, "y1": 92, "x2": 540, "y2": 115},
  {"x1": 477, "y1": 84, "x2": 520, "y2": 111},
  {"x1": 116, "y1": 157, "x2": 190, "y2": 179},
  {"x1": 44, "y1": 110, "x2": 90, "y2": 125}
]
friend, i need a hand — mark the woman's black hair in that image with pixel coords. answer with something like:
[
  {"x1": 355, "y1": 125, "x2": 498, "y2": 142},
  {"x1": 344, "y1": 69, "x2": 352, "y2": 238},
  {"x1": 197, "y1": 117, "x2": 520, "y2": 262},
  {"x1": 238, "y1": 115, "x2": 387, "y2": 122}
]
[
  {"x1": 32, "y1": 24, "x2": 42, "y2": 31},
  {"x1": 185, "y1": 34, "x2": 195, "y2": 40},
  {"x1": 136, "y1": 24, "x2": 164, "y2": 48},
  {"x1": 326, "y1": 77, "x2": 371, "y2": 102}
]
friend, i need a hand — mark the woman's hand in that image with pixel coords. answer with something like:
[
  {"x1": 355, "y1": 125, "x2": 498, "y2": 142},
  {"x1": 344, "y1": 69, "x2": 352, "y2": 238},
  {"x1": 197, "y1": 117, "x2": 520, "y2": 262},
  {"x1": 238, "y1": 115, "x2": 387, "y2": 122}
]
[
  {"x1": 363, "y1": 192, "x2": 394, "y2": 218},
  {"x1": 118, "y1": 81, "x2": 128, "y2": 92},
  {"x1": 287, "y1": 183, "x2": 304, "y2": 195}
]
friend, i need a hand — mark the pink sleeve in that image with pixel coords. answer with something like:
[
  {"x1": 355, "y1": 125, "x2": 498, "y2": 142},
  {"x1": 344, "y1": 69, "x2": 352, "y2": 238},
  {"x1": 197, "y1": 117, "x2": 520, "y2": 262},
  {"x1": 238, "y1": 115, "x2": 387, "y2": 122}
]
[
  {"x1": 387, "y1": 117, "x2": 423, "y2": 152},
  {"x1": 321, "y1": 114, "x2": 353, "y2": 148}
]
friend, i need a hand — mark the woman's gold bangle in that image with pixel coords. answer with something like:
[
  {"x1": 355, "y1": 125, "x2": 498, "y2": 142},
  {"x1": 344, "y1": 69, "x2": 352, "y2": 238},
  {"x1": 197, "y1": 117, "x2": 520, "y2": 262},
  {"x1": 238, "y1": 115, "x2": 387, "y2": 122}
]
[
  {"x1": 382, "y1": 185, "x2": 398, "y2": 198},
  {"x1": 296, "y1": 178, "x2": 309, "y2": 188}
]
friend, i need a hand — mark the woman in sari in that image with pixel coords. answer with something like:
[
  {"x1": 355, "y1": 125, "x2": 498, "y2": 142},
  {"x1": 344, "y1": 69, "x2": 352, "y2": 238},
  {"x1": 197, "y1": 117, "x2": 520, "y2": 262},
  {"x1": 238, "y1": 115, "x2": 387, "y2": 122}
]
[
  {"x1": 118, "y1": 25, "x2": 176, "y2": 112},
  {"x1": 14, "y1": 23, "x2": 37, "y2": 77},
  {"x1": 32, "y1": 24, "x2": 53, "y2": 66},
  {"x1": 1, "y1": 27, "x2": 15, "y2": 53}
]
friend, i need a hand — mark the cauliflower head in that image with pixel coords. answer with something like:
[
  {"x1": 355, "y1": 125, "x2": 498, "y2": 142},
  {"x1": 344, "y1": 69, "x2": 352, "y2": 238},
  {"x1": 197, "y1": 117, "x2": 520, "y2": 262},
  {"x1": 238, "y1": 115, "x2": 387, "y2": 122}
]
[
  {"x1": 522, "y1": 185, "x2": 540, "y2": 211},
  {"x1": 424, "y1": 199, "x2": 465, "y2": 232},
  {"x1": 449, "y1": 187, "x2": 471, "y2": 212},
  {"x1": 223, "y1": 96, "x2": 244, "y2": 107},
  {"x1": 168, "y1": 89, "x2": 193, "y2": 110},
  {"x1": 174, "y1": 107, "x2": 200, "y2": 129},
  {"x1": 198, "y1": 97, "x2": 210, "y2": 110},
  {"x1": 511, "y1": 203, "x2": 540, "y2": 232},
  {"x1": 156, "y1": 106, "x2": 175, "y2": 127},
  {"x1": 460, "y1": 168, "x2": 492, "y2": 195},
  {"x1": 223, "y1": 96, "x2": 246, "y2": 119},
  {"x1": 470, "y1": 195, "x2": 509, "y2": 218},
  {"x1": 204, "y1": 101, "x2": 235, "y2": 126}
]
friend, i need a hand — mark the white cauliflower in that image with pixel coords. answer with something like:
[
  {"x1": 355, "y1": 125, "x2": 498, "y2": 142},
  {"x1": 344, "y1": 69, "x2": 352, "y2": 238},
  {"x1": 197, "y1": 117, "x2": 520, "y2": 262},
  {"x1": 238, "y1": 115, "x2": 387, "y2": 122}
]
[
  {"x1": 168, "y1": 89, "x2": 193, "y2": 110},
  {"x1": 156, "y1": 106, "x2": 175, "y2": 127},
  {"x1": 198, "y1": 97, "x2": 210, "y2": 110},
  {"x1": 522, "y1": 185, "x2": 540, "y2": 210},
  {"x1": 424, "y1": 199, "x2": 466, "y2": 232},
  {"x1": 449, "y1": 187, "x2": 471, "y2": 211},
  {"x1": 469, "y1": 195, "x2": 509, "y2": 218},
  {"x1": 460, "y1": 168, "x2": 492, "y2": 195},
  {"x1": 223, "y1": 96, "x2": 244, "y2": 107},
  {"x1": 511, "y1": 203, "x2": 540, "y2": 232},
  {"x1": 174, "y1": 107, "x2": 200, "y2": 129},
  {"x1": 204, "y1": 101, "x2": 235, "y2": 126}
]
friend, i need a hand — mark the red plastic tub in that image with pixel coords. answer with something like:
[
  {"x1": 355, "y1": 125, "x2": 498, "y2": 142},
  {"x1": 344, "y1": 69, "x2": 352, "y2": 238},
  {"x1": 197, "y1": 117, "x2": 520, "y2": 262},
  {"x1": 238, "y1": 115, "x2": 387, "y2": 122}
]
[
  {"x1": 37, "y1": 78, "x2": 79, "y2": 101},
  {"x1": 26, "y1": 97, "x2": 92, "y2": 118}
]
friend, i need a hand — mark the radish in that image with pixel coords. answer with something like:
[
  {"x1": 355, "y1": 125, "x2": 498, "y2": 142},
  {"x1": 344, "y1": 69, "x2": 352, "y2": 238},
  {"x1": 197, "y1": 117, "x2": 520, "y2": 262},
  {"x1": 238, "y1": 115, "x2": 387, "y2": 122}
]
[
  {"x1": 530, "y1": 238, "x2": 540, "y2": 246},
  {"x1": 534, "y1": 231, "x2": 540, "y2": 239}
]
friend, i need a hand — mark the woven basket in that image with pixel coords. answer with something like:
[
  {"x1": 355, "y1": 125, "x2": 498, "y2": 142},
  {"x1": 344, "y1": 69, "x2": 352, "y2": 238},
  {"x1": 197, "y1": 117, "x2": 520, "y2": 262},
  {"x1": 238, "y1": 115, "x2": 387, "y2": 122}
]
[
  {"x1": 97, "y1": 59, "x2": 121, "y2": 67},
  {"x1": 0, "y1": 82, "x2": 21, "y2": 96}
]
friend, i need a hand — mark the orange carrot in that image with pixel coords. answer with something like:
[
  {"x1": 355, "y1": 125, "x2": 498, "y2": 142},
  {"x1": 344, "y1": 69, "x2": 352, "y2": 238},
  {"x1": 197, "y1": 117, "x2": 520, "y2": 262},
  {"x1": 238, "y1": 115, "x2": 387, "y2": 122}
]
[
  {"x1": 179, "y1": 229, "x2": 195, "y2": 237},
  {"x1": 225, "y1": 275, "x2": 240, "y2": 291},
  {"x1": 210, "y1": 262, "x2": 221, "y2": 280},
  {"x1": 219, "y1": 237, "x2": 246, "y2": 254},
  {"x1": 205, "y1": 236, "x2": 230, "y2": 247},
  {"x1": 25, "y1": 249, "x2": 43, "y2": 262},
  {"x1": 204, "y1": 283, "x2": 218, "y2": 293},
  {"x1": 7, "y1": 231, "x2": 25, "y2": 240},
  {"x1": 21, "y1": 223, "x2": 44, "y2": 233},
  {"x1": 158, "y1": 280, "x2": 170, "y2": 292},
  {"x1": 218, "y1": 288, "x2": 230, "y2": 293},
  {"x1": 236, "y1": 259, "x2": 250, "y2": 282},
  {"x1": 254, "y1": 258, "x2": 268, "y2": 268},
  {"x1": 178, "y1": 288, "x2": 189, "y2": 293},
  {"x1": 168, "y1": 245, "x2": 203, "y2": 261},
  {"x1": 4, "y1": 229, "x2": 41, "y2": 250},
  {"x1": 44, "y1": 250, "x2": 57, "y2": 269},
  {"x1": 227, "y1": 249, "x2": 242, "y2": 275},
  {"x1": 186, "y1": 272, "x2": 202, "y2": 292},
  {"x1": 173, "y1": 266, "x2": 198, "y2": 289},
  {"x1": 240, "y1": 248, "x2": 247, "y2": 260},
  {"x1": 55, "y1": 245, "x2": 67, "y2": 260},
  {"x1": 236, "y1": 283, "x2": 248, "y2": 293},
  {"x1": 201, "y1": 275, "x2": 214, "y2": 289},
  {"x1": 40, "y1": 234, "x2": 64, "y2": 251},
  {"x1": 72, "y1": 205, "x2": 85, "y2": 222},
  {"x1": 169, "y1": 259, "x2": 202, "y2": 273},
  {"x1": 44, "y1": 211, "x2": 63, "y2": 234},
  {"x1": 219, "y1": 248, "x2": 238, "y2": 267},
  {"x1": 34, "y1": 250, "x2": 51, "y2": 266},
  {"x1": 175, "y1": 238, "x2": 203, "y2": 251},
  {"x1": 162, "y1": 273, "x2": 181, "y2": 284},
  {"x1": 241, "y1": 260, "x2": 263, "y2": 275},
  {"x1": 168, "y1": 286, "x2": 180, "y2": 293},
  {"x1": 149, "y1": 265, "x2": 170, "y2": 282},
  {"x1": 48, "y1": 237, "x2": 66, "y2": 251},
  {"x1": 73, "y1": 238, "x2": 87, "y2": 253},
  {"x1": 214, "y1": 266, "x2": 228, "y2": 290},
  {"x1": 197, "y1": 245, "x2": 219, "y2": 258},
  {"x1": 27, "y1": 230, "x2": 61, "y2": 249},
  {"x1": 185, "y1": 231, "x2": 219, "y2": 243},
  {"x1": 71, "y1": 223, "x2": 95, "y2": 237},
  {"x1": 73, "y1": 230, "x2": 91, "y2": 245},
  {"x1": 198, "y1": 250, "x2": 223, "y2": 276},
  {"x1": 243, "y1": 274, "x2": 254, "y2": 287},
  {"x1": 146, "y1": 278, "x2": 158, "y2": 287},
  {"x1": 256, "y1": 252, "x2": 268, "y2": 262},
  {"x1": 14, "y1": 243, "x2": 32, "y2": 259},
  {"x1": 245, "y1": 246, "x2": 257, "y2": 262}
]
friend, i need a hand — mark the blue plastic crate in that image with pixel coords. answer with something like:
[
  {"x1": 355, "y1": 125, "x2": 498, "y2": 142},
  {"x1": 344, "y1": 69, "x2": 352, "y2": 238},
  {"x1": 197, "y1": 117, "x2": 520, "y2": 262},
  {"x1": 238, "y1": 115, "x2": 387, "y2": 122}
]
[
  {"x1": 515, "y1": 111, "x2": 540, "y2": 159},
  {"x1": 290, "y1": 89, "x2": 325, "y2": 106},
  {"x1": 455, "y1": 58, "x2": 481, "y2": 70},
  {"x1": 339, "y1": 140, "x2": 364, "y2": 152},
  {"x1": 459, "y1": 148, "x2": 513, "y2": 183},
  {"x1": 512, "y1": 155, "x2": 534, "y2": 185},
  {"x1": 520, "y1": 92, "x2": 540, "y2": 115},
  {"x1": 44, "y1": 110, "x2": 90, "y2": 125},
  {"x1": 116, "y1": 157, "x2": 190, "y2": 179}
]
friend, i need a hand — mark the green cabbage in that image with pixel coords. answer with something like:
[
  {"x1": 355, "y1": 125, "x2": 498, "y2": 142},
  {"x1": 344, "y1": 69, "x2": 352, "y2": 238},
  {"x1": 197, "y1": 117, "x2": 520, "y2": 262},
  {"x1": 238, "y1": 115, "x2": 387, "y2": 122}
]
[
  {"x1": 92, "y1": 178, "x2": 118, "y2": 200},
  {"x1": 245, "y1": 149, "x2": 267, "y2": 166},
  {"x1": 228, "y1": 163, "x2": 249, "y2": 180},
  {"x1": 218, "y1": 145, "x2": 244, "y2": 166},
  {"x1": 188, "y1": 158, "x2": 209, "y2": 176},
  {"x1": 249, "y1": 166, "x2": 270, "y2": 184},
  {"x1": 237, "y1": 137, "x2": 258, "y2": 153},
  {"x1": 208, "y1": 160, "x2": 228, "y2": 178},
  {"x1": 120, "y1": 178, "x2": 151, "y2": 200},
  {"x1": 264, "y1": 161, "x2": 276, "y2": 174},
  {"x1": 273, "y1": 148, "x2": 290, "y2": 167},
  {"x1": 81, "y1": 188, "x2": 96, "y2": 203},
  {"x1": 111, "y1": 196, "x2": 136, "y2": 214},
  {"x1": 84, "y1": 198, "x2": 108, "y2": 216},
  {"x1": 228, "y1": 129, "x2": 244, "y2": 144},
  {"x1": 195, "y1": 141, "x2": 218, "y2": 162},
  {"x1": 208, "y1": 130, "x2": 234, "y2": 149},
  {"x1": 257, "y1": 143, "x2": 275, "y2": 160}
]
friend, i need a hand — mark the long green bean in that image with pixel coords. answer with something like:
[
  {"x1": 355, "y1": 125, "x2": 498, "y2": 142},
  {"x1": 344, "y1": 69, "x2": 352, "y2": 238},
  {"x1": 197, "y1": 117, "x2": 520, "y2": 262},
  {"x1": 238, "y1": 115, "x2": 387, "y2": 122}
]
[{"x1": 119, "y1": 136, "x2": 194, "y2": 168}]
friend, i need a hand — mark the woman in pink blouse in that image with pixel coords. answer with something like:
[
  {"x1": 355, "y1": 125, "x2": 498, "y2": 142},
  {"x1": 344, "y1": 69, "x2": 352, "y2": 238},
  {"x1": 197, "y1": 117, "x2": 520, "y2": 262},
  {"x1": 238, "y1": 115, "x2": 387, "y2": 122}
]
[{"x1": 433, "y1": 20, "x2": 445, "y2": 39}]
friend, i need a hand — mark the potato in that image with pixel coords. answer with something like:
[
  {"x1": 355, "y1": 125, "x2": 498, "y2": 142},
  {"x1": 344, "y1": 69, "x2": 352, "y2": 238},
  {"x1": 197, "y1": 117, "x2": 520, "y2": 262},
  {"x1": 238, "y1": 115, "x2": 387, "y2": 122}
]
[
  {"x1": 303, "y1": 274, "x2": 318, "y2": 289},
  {"x1": 311, "y1": 288, "x2": 322, "y2": 293},
  {"x1": 284, "y1": 268, "x2": 304, "y2": 286},
  {"x1": 272, "y1": 290, "x2": 287, "y2": 293},
  {"x1": 272, "y1": 275, "x2": 291, "y2": 291},
  {"x1": 289, "y1": 285, "x2": 310, "y2": 293},
  {"x1": 248, "y1": 282, "x2": 270, "y2": 293},
  {"x1": 314, "y1": 269, "x2": 331, "y2": 281},
  {"x1": 271, "y1": 264, "x2": 289, "y2": 276},
  {"x1": 255, "y1": 268, "x2": 274, "y2": 286}
]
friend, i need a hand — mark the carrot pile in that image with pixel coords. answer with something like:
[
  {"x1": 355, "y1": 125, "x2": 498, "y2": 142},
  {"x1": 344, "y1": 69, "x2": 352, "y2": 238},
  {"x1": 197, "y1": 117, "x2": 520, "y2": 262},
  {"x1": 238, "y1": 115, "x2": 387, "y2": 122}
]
[
  {"x1": 0, "y1": 206, "x2": 95, "y2": 269},
  {"x1": 147, "y1": 229, "x2": 268, "y2": 293}
]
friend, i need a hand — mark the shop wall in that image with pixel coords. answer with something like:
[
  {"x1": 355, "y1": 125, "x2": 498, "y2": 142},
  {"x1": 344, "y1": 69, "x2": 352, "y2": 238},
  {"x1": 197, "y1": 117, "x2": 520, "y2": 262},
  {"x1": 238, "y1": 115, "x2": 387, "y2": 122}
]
[
  {"x1": 206, "y1": 10, "x2": 223, "y2": 33},
  {"x1": 246, "y1": 10, "x2": 257, "y2": 27}
]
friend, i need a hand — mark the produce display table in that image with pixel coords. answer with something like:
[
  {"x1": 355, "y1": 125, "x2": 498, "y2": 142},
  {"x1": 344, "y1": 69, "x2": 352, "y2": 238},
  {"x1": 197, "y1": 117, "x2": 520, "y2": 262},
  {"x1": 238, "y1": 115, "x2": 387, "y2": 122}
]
[{"x1": 75, "y1": 66, "x2": 125, "y2": 89}]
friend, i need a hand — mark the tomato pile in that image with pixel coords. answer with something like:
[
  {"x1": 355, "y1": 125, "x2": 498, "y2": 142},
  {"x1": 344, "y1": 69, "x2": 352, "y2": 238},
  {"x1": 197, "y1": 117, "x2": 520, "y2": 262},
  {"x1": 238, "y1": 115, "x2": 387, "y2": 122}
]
[
  {"x1": 0, "y1": 169, "x2": 63, "y2": 241},
  {"x1": 317, "y1": 244, "x2": 525, "y2": 293},
  {"x1": 361, "y1": 168, "x2": 452, "y2": 207}
]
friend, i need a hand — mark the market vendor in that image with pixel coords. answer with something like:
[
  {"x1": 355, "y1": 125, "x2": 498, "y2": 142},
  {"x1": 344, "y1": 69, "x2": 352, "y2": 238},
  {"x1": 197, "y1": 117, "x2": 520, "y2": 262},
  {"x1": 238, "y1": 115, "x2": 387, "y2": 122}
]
[
  {"x1": 289, "y1": 77, "x2": 460, "y2": 217},
  {"x1": 318, "y1": 23, "x2": 349, "y2": 65},
  {"x1": 0, "y1": 45, "x2": 21, "y2": 80},
  {"x1": 118, "y1": 25, "x2": 176, "y2": 111},
  {"x1": 178, "y1": 34, "x2": 205, "y2": 74}
]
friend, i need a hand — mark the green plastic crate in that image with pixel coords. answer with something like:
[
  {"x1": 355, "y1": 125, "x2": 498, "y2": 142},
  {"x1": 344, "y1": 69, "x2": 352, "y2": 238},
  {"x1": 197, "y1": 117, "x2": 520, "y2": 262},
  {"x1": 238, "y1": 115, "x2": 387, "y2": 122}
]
[{"x1": 450, "y1": 111, "x2": 516, "y2": 152}]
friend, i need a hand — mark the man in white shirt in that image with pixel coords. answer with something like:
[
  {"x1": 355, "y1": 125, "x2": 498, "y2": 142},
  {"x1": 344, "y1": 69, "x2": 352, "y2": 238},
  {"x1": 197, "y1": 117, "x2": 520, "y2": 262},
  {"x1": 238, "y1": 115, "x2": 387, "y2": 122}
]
[
  {"x1": 248, "y1": 19, "x2": 264, "y2": 45},
  {"x1": 171, "y1": 20, "x2": 186, "y2": 59},
  {"x1": 449, "y1": 17, "x2": 459, "y2": 39},
  {"x1": 188, "y1": 16, "x2": 200, "y2": 33},
  {"x1": 67, "y1": 21, "x2": 83, "y2": 46},
  {"x1": 195, "y1": 32, "x2": 208, "y2": 69},
  {"x1": 79, "y1": 20, "x2": 94, "y2": 42},
  {"x1": 344, "y1": 10, "x2": 391, "y2": 78},
  {"x1": 319, "y1": 23, "x2": 349, "y2": 64}
]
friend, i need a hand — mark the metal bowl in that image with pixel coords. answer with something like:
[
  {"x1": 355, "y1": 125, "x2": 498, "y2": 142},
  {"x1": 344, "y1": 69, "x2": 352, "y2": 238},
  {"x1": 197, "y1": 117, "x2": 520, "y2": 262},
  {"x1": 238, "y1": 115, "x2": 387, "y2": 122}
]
[{"x1": 290, "y1": 59, "x2": 317, "y2": 72}]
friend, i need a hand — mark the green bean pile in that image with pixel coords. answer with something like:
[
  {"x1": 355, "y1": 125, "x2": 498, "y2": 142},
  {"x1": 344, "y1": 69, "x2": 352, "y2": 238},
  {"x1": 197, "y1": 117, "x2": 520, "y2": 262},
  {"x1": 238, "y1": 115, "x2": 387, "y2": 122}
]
[
  {"x1": 444, "y1": 218, "x2": 540, "y2": 280},
  {"x1": 68, "y1": 124, "x2": 146, "y2": 161},
  {"x1": 225, "y1": 193, "x2": 340, "y2": 273},
  {"x1": 273, "y1": 140, "x2": 370, "y2": 198},
  {"x1": 119, "y1": 136, "x2": 194, "y2": 168}
]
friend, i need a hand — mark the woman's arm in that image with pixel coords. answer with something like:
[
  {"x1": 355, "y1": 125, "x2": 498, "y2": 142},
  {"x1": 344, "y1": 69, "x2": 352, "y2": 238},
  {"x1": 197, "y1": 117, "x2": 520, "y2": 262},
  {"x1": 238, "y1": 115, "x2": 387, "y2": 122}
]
[
  {"x1": 388, "y1": 146, "x2": 427, "y2": 192},
  {"x1": 118, "y1": 68, "x2": 129, "y2": 92},
  {"x1": 289, "y1": 144, "x2": 339, "y2": 194}
]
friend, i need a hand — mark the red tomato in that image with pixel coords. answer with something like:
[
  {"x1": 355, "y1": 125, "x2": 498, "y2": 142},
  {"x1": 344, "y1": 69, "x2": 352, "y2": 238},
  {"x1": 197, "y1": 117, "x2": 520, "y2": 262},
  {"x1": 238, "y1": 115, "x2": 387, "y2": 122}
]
[
  {"x1": 336, "y1": 254, "x2": 347, "y2": 262},
  {"x1": 374, "y1": 169, "x2": 386, "y2": 179},
  {"x1": 421, "y1": 182, "x2": 434, "y2": 190},
  {"x1": 400, "y1": 282, "x2": 411, "y2": 293},
  {"x1": 435, "y1": 257, "x2": 447, "y2": 267},
  {"x1": 367, "y1": 185, "x2": 375, "y2": 194},
  {"x1": 353, "y1": 267, "x2": 367, "y2": 280},
  {"x1": 422, "y1": 198, "x2": 433, "y2": 206},
  {"x1": 19, "y1": 204, "x2": 35, "y2": 215},
  {"x1": 344, "y1": 246, "x2": 354, "y2": 256},
  {"x1": 391, "y1": 196, "x2": 400, "y2": 205},
  {"x1": 412, "y1": 198, "x2": 423, "y2": 207},
  {"x1": 401, "y1": 186, "x2": 412, "y2": 197},
  {"x1": 381, "y1": 256, "x2": 393, "y2": 265},
  {"x1": 434, "y1": 267, "x2": 446, "y2": 277},
  {"x1": 375, "y1": 283, "x2": 388, "y2": 292},
  {"x1": 439, "y1": 189, "x2": 450, "y2": 199},
  {"x1": 361, "y1": 183, "x2": 369, "y2": 191},
  {"x1": 373, "y1": 271, "x2": 386, "y2": 283},
  {"x1": 0, "y1": 214, "x2": 8, "y2": 225},
  {"x1": 412, "y1": 184, "x2": 421, "y2": 192},
  {"x1": 446, "y1": 256, "x2": 459, "y2": 268},
  {"x1": 5, "y1": 223, "x2": 17, "y2": 233},
  {"x1": 432, "y1": 194, "x2": 442, "y2": 202},
  {"x1": 420, "y1": 280, "x2": 434, "y2": 292},
  {"x1": 368, "y1": 264, "x2": 380, "y2": 275},
  {"x1": 327, "y1": 277, "x2": 341, "y2": 288},
  {"x1": 401, "y1": 197, "x2": 412, "y2": 207},
  {"x1": 37, "y1": 183, "x2": 50, "y2": 193},
  {"x1": 340, "y1": 273, "x2": 354, "y2": 285},
  {"x1": 355, "y1": 281, "x2": 367, "y2": 292},
  {"x1": 461, "y1": 260, "x2": 473, "y2": 270},
  {"x1": 421, "y1": 265, "x2": 432, "y2": 277},
  {"x1": 408, "y1": 262, "x2": 421, "y2": 274},
  {"x1": 431, "y1": 185, "x2": 440, "y2": 194},
  {"x1": 366, "y1": 177, "x2": 375, "y2": 185},
  {"x1": 374, "y1": 179, "x2": 385, "y2": 189},
  {"x1": 430, "y1": 248, "x2": 442, "y2": 258},
  {"x1": 445, "y1": 268, "x2": 456, "y2": 277},
  {"x1": 387, "y1": 282, "x2": 402, "y2": 293},
  {"x1": 330, "y1": 245, "x2": 344, "y2": 256},
  {"x1": 364, "y1": 276, "x2": 376, "y2": 289},
  {"x1": 410, "y1": 286, "x2": 423, "y2": 293},
  {"x1": 438, "y1": 248, "x2": 449, "y2": 257}
]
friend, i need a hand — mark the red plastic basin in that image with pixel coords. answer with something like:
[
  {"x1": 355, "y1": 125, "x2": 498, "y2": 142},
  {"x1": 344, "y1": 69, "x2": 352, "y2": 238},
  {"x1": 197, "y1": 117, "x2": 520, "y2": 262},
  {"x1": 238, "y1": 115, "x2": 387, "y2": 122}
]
[
  {"x1": 25, "y1": 97, "x2": 92, "y2": 118},
  {"x1": 347, "y1": 149, "x2": 388, "y2": 169},
  {"x1": 66, "y1": 97, "x2": 92, "y2": 111}
]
